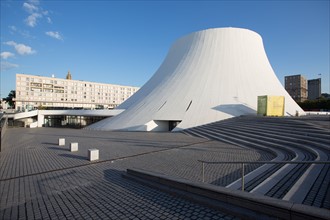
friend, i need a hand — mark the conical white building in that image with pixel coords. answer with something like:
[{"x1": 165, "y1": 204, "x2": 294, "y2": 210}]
[{"x1": 87, "y1": 27, "x2": 304, "y2": 131}]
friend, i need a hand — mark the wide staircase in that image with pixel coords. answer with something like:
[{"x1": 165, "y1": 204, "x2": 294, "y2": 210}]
[{"x1": 182, "y1": 115, "x2": 330, "y2": 209}]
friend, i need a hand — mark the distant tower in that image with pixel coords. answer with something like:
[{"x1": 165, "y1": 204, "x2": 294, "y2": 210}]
[
  {"x1": 66, "y1": 70, "x2": 72, "y2": 80},
  {"x1": 284, "y1": 74, "x2": 307, "y2": 102},
  {"x1": 308, "y1": 78, "x2": 321, "y2": 100}
]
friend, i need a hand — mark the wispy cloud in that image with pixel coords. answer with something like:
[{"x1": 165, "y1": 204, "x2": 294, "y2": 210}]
[
  {"x1": 22, "y1": 0, "x2": 48, "y2": 28},
  {"x1": 28, "y1": 0, "x2": 40, "y2": 4},
  {"x1": 1, "y1": 52, "x2": 15, "y2": 60},
  {"x1": 8, "y1": 25, "x2": 34, "y2": 39},
  {"x1": 25, "y1": 13, "x2": 42, "y2": 27},
  {"x1": 0, "y1": 61, "x2": 19, "y2": 71},
  {"x1": 45, "y1": 31, "x2": 63, "y2": 41},
  {"x1": 5, "y1": 41, "x2": 36, "y2": 55},
  {"x1": 23, "y1": 2, "x2": 38, "y2": 13},
  {"x1": 9, "y1": 25, "x2": 17, "y2": 32}
]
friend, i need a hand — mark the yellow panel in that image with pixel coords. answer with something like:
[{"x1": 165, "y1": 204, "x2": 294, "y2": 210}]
[{"x1": 266, "y1": 96, "x2": 285, "y2": 116}]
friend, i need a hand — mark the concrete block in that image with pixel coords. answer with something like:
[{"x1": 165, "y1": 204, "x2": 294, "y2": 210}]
[
  {"x1": 70, "y1": 143, "x2": 78, "y2": 152},
  {"x1": 88, "y1": 149, "x2": 99, "y2": 161},
  {"x1": 59, "y1": 138, "x2": 65, "y2": 146}
]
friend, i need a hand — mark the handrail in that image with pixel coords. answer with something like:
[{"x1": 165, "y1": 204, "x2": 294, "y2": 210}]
[
  {"x1": 198, "y1": 160, "x2": 330, "y2": 164},
  {"x1": 198, "y1": 160, "x2": 330, "y2": 191}
]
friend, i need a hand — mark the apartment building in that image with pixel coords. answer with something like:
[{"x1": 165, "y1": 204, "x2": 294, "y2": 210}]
[
  {"x1": 284, "y1": 74, "x2": 307, "y2": 102},
  {"x1": 15, "y1": 72, "x2": 139, "y2": 111},
  {"x1": 308, "y1": 78, "x2": 321, "y2": 100}
]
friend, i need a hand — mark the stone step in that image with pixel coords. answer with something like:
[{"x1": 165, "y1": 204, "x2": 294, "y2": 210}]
[
  {"x1": 207, "y1": 123, "x2": 330, "y2": 149},
  {"x1": 182, "y1": 116, "x2": 330, "y2": 208}
]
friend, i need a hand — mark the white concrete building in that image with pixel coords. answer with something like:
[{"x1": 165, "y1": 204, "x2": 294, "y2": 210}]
[
  {"x1": 15, "y1": 73, "x2": 139, "y2": 111},
  {"x1": 87, "y1": 27, "x2": 305, "y2": 132}
]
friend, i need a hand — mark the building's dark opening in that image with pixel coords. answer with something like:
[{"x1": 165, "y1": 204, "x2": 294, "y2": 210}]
[
  {"x1": 169, "y1": 121, "x2": 181, "y2": 131},
  {"x1": 44, "y1": 115, "x2": 107, "y2": 128}
]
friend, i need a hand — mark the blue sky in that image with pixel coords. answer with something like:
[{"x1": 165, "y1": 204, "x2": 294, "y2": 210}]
[{"x1": 1, "y1": 0, "x2": 329, "y2": 99}]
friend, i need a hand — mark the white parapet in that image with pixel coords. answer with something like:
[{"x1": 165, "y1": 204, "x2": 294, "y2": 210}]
[
  {"x1": 59, "y1": 138, "x2": 65, "y2": 146},
  {"x1": 70, "y1": 142, "x2": 78, "y2": 152},
  {"x1": 88, "y1": 149, "x2": 99, "y2": 161}
]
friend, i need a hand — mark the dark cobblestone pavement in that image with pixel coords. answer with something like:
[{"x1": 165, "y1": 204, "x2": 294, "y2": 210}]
[{"x1": 1, "y1": 128, "x2": 273, "y2": 219}]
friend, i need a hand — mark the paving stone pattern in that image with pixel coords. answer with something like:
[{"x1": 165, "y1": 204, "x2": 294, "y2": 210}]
[{"x1": 1, "y1": 128, "x2": 273, "y2": 220}]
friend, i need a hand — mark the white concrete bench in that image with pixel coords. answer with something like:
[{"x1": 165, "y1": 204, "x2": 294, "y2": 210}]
[
  {"x1": 70, "y1": 142, "x2": 78, "y2": 152},
  {"x1": 88, "y1": 149, "x2": 99, "y2": 161},
  {"x1": 58, "y1": 138, "x2": 65, "y2": 146}
]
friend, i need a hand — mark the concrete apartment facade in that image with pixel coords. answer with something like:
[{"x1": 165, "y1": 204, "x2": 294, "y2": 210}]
[
  {"x1": 284, "y1": 74, "x2": 307, "y2": 102},
  {"x1": 15, "y1": 73, "x2": 139, "y2": 111},
  {"x1": 308, "y1": 78, "x2": 321, "y2": 100}
]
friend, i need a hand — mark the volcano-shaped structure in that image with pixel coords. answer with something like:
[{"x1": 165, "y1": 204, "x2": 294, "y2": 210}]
[{"x1": 87, "y1": 28, "x2": 304, "y2": 131}]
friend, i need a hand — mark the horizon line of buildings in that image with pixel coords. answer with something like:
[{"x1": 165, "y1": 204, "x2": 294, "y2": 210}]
[{"x1": 0, "y1": 72, "x2": 326, "y2": 112}]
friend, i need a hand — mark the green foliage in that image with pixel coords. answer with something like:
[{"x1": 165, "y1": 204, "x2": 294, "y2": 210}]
[
  {"x1": 37, "y1": 105, "x2": 47, "y2": 110},
  {"x1": 3, "y1": 90, "x2": 16, "y2": 108},
  {"x1": 298, "y1": 97, "x2": 330, "y2": 111}
]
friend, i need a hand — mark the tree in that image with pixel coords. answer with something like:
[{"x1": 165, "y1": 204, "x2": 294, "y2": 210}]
[
  {"x1": 3, "y1": 90, "x2": 15, "y2": 108},
  {"x1": 298, "y1": 97, "x2": 330, "y2": 111}
]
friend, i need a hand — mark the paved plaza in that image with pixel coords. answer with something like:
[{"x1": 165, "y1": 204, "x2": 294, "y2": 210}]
[{"x1": 0, "y1": 127, "x2": 274, "y2": 220}]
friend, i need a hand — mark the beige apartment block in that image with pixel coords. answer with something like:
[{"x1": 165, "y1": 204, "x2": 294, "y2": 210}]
[{"x1": 15, "y1": 72, "x2": 139, "y2": 111}]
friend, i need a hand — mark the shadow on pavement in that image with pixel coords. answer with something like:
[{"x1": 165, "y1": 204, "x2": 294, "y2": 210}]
[{"x1": 59, "y1": 153, "x2": 87, "y2": 160}]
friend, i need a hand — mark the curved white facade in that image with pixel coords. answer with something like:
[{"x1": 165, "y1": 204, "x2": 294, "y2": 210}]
[{"x1": 87, "y1": 27, "x2": 305, "y2": 131}]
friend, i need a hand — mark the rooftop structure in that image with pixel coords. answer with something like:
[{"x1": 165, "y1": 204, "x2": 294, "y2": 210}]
[
  {"x1": 88, "y1": 27, "x2": 304, "y2": 132},
  {"x1": 15, "y1": 73, "x2": 139, "y2": 111},
  {"x1": 66, "y1": 70, "x2": 72, "y2": 80}
]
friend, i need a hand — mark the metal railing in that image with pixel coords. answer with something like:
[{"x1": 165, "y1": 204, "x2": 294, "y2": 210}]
[{"x1": 198, "y1": 160, "x2": 330, "y2": 192}]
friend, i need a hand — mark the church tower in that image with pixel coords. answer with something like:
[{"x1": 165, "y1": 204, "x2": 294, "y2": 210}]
[{"x1": 66, "y1": 70, "x2": 72, "y2": 80}]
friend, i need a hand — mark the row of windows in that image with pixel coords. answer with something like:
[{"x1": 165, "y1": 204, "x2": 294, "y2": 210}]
[
  {"x1": 18, "y1": 91, "x2": 129, "y2": 98},
  {"x1": 17, "y1": 86, "x2": 136, "y2": 95},
  {"x1": 17, "y1": 86, "x2": 134, "y2": 96},
  {"x1": 18, "y1": 94, "x2": 127, "y2": 101},
  {"x1": 17, "y1": 102, "x2": 119, "y2": 108},
  {"x1": 16, "y1": 96, "x2": 124, "y2": 103},
  {"x1": 17, "y1": 76, "x2": 138, "y2": 91}
]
